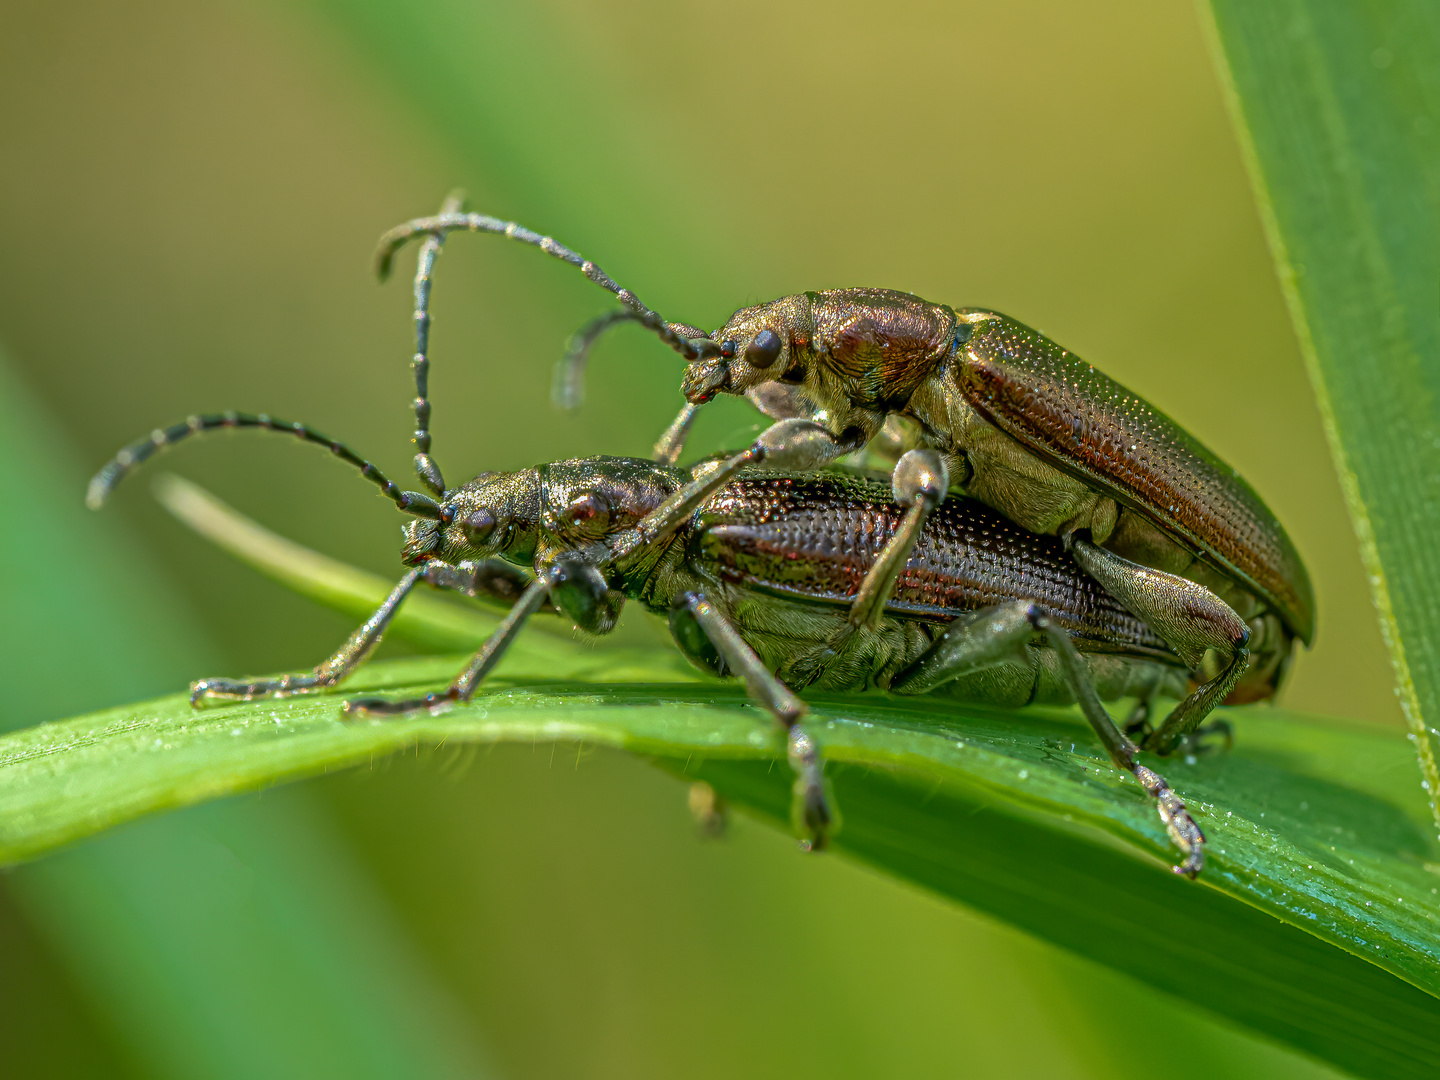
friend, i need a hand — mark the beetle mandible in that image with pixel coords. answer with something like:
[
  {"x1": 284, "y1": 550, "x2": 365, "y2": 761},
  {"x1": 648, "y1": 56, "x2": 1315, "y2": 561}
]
[{"x1": 375, "y1": 208, "x2": 1313, "y2": 758}]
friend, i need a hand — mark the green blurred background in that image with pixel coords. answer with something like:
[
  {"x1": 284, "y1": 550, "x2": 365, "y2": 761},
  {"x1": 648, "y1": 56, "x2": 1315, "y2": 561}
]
[{"x1": 0, "y1": 0, "x2": 1401, "y2": 1076}]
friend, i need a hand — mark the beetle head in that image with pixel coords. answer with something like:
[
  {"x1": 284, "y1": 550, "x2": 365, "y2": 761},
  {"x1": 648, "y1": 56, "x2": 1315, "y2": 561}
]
[
  {"x1": 680, "y1": 294, "x2": 816, "y2": 404},
  {"x1": 682, "y1": 288, "x2": 954, "y2": 420},
  {"x1": 401, "y1": 468, "x2": 544, "y2": 566}
]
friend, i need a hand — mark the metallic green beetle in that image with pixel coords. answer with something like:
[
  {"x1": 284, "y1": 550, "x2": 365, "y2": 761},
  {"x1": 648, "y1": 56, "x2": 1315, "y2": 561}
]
[
  {"x1": 90, "y1": 411, "x2": 1245, "y2": 876},
  {"x1": 376, "y1": 211, "x2": 1314, "y2": 759}
]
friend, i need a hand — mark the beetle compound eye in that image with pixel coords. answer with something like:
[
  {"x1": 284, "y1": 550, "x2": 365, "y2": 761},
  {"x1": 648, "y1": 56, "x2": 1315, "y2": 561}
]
[
  {"x1": 745, "y1": 329, "x2": 782, "y2": 369},
  {"x1": 460, "y1": 508, "x2": 497, "y2": 544},
  {"x1": 563, "y1": 489, "x2": 612, "y2": 538}
]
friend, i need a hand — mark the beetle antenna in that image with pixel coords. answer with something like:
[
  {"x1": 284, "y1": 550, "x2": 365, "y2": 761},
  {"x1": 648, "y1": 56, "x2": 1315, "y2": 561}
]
[
  {"x1": 374, "y1": 211, "x2": 722, "y2": 367},
  {"x1": 552, "y1": 312, "x2": 713, "y2": 411},
  {"x1": 551, "y1": 310, "x2": 640, "y2": 410},
  {"x1": 86, "y1": 412, "x2": 444, "y2": 520},
  {"x1": 408, "y1": 190, "x2": 465, "y2": 497}
]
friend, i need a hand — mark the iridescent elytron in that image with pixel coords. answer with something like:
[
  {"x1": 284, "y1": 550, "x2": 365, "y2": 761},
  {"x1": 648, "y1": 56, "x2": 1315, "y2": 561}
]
[{"x1": 376, "y1": 204, "x2": 1313, "y2": 760}]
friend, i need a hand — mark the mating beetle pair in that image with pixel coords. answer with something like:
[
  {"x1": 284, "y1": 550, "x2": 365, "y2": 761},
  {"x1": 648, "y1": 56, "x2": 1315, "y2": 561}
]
[
  {"x1": 376, "y1": 208, "x2": 1311, "y2": 753},
  {"x1": 89, "y1": 201, "x2": 1313, "y2": 877}
]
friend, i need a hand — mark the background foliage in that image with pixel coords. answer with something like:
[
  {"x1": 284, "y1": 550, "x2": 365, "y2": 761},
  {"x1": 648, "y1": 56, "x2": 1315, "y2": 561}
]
[
  {"x1": 0, "y1": 0, "x2": 1419, "y2": 1077},
  {"x1": 1204, "y1": 0, "x2": 1440, "y2": 825}
]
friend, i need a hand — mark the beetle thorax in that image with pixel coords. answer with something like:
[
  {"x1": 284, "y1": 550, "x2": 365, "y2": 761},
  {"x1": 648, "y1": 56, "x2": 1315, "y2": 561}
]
[{"x1": 807, "y1": 289, "x2": 956, "y2": 410}]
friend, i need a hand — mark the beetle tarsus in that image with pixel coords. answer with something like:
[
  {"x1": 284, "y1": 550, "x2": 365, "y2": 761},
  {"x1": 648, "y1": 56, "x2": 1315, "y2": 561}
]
[
  {"x1": 1175, "y1": 718, "x2": 1236, "y2": 757},
  {"x1": 343, "y1": 689, "x2": 458, "y2": 717},
  {"x1": 1034, "y1": 610, "x2": 1206, "y2": 875},
  {"x1": 678, "y1": 591, "x2": 833, "y2": 852},
  {"x1": 189, "y1": 569, "x2": 423, "y2": 708},
  {"x1": 1133, "y1": 764, "x2": 1206, "y2": 878}
]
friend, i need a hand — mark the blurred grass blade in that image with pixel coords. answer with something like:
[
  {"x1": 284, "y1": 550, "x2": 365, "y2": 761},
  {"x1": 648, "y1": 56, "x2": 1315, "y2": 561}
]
[
  {"x1": 1200, "y1": 2, "x2": 1440, "y2": 827},
  {"x1": 153, "y1": 473, "x2": 516, "y2": 654},
  {"x1": 0, "y1": 357, "x2": 491, "y2": 1080},
  {"x1": 5, "y1": 479, "x2": 1440, "y2": 1079}
]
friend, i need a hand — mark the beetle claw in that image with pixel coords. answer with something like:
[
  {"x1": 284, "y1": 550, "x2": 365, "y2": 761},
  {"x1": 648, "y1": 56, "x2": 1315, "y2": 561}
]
[{"x1": 1134, "y1": 764, "x2": 1205, "y2": 878}]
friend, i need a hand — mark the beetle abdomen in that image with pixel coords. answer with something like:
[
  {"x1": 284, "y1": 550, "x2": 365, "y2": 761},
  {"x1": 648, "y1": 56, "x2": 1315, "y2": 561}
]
[
  {"x1": 692, "y1": 473, "x2": 1174, "y2": 657},
  {"x1": 952, "y1": 311, "x2": 1315, "y2": 643}
]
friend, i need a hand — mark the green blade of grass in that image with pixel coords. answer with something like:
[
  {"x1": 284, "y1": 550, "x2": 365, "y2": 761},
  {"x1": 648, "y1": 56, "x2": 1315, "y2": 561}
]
[
  {"x1": 147, "y1": 473, "x2": 544, "y2": 655},
  {"x1": 0, "y1": 358, "x2": 491, "y2": 1078},
  {"x1": 5, "y1": 477, "x2": 1438, "y2": 1079},
  {"x1": 5, "y1": 660, "x2": 1438, "y2": 1077},
  {"x1": 1200, "y1": 1, "x2": 1440, "y2": 828}
]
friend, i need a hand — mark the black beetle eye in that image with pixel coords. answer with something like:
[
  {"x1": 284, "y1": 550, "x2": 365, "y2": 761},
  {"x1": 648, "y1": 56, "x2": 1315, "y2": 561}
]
[
  {"x1": 744, "y1": 329, "x2": 782, "y2": 369},
  {"x1": 563, "y1": 489, "x2": 612, "y2": 538},
  {"x1": 720, "y1": 339, "x2": 737, "y2": 358},
  {"x1": 460, "y1": 508, "x2": 496, "y2": 544}
]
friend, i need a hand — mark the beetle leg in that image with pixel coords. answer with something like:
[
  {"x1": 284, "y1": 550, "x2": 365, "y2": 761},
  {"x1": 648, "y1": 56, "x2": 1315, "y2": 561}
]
[
  {"x1": 1069, "y1": 538, "x2": 1250, "y2": 755},
  {"x1": 849, "y1": 450, "x2": 948, "y2": 630},
  {"x1": 1123, "y1": 697, "x2": 1153, "y2": 740},
  {"x1": 1122, "y1": 670, "x2": 1172, "y2": 739},
  {"x1": 191, "y1": 568, "x2": 423, "y2": 706},
  {"x1": 890, "y1": 603, "x2": 1037, "y2": 696},
  {"x1": 1145, "y1": 665, "x2": 1247, "y2": 756},
  {"x1": 422, "y1": 558, "x2": 561, "y2": 615},
  {"x1": 608, "y1": 418, "x2": 846, "y2": 562},
  {"x1": 653, "y1": 402, "x2": 702, "y2": 465},
  {"x1": 671, "y1": 591, "x2": 831, "y2": 852},
  {"x1": 1178, "y1": 718, "x2": 1235, "y2": 757},
  {"x1": 894, "y1": 601, "x2": 1205, "y2": 878},
  {"x1": 345, "y1": 570, "x2": 558, "y2": 716},
  {"x1": 1042, "y1": 611, "x2": 1206, "y2": 878},
  {"x1": 547, "y1": 557, "x2": 624, "y2": 635}
]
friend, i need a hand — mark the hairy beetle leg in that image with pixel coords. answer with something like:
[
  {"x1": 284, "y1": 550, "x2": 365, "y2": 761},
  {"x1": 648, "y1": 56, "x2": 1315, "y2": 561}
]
[
  {"x1": 849, "y1": 450, "x2": 949, "y2": 630},
  {"x1": 191, "y1": 568, "x2": 423, "y2": 706},
  {"x1": 893, "y1": 601, "x2": 1204, "y2": 877},
  {"x1": 608, "y1": 417, "x2": 844, "y2": 563},
  {"x1": 674, "y1": 591, "x2": 831, "y2": 852},
  {"x1": 1069, "y1": 538, "x2": 1250, "y2": 756},
  {"x1": 1042, "y1": 612, "x2": 1205, "y2": 878},
  {"x1": 652, "y1": 402, "x2": 701, "y2": 465},
  {"x1": 345, "y1": 572, "x2": 555, "y2": 718},
  {"x1": 891, "y1": 604, "x2": 1038, "y2": 697}
]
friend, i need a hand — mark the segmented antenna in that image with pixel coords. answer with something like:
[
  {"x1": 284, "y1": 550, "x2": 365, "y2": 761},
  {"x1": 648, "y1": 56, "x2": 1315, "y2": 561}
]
[
  {"x1": 374, "y1": 212, "x2": 721, "y2": 365},
  {"x1": 409, "y1": 191, "x2": 465, "y2": 497},
  {"x1": 86, "y1": 412, "x2": 444, "y2": 519},
  {"x1": 551, "y1": 310, "x2": 641, "y2": 410},
  {"x1": 552, "y1": 313, "x2": 713, "y2": 411}
]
